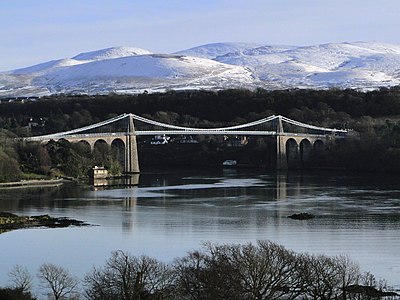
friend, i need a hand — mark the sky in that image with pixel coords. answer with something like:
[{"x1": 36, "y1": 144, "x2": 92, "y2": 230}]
[{"x1": 1, "y1": 0, "x2": 400, "y2": 71}]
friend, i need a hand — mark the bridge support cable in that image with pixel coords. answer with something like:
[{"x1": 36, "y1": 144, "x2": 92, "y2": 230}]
[
  {"x1": 280, "y1": 116, "x2": 347, "y2": 134},
  {"x1": 21, "y1": 113, "x2": 348, "y2": 173},
  {"x1": 25, "y1": 113, "x2": 130, "y2": 141},
  {"x1": 130, "y1": 113, "x2": 279, "y2": 133}
]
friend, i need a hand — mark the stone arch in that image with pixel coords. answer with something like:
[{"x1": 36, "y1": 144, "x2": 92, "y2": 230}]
[
  {"x1": 286, "y1": 138, "x2": 300, "y2": 169},
  {"x1": 111, "y1": 138, "x2": 126, "y2": 170},
  {"x1": 93, "y1": 139, "x2": 110, "y2": 166},
  {"x1": 94, "y1": 139, "x2": 109, "y2": 148},
  {"x1": 75, "y1": 140, "x2": 93, "y2": 154},
  {"x1": 313, "y1": 139, "x2": 325, "y2": 152},
  {"x1": 300, "y1": 139, "x2": 312, "y2": 168},
  {"x1": 312, "y1": 139, "x2": 326, "y2": 166}
]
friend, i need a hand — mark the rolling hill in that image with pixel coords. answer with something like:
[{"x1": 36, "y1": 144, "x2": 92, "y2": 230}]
[{"x1": 2, "y1": 42, "x2": 400, "y2": 97}]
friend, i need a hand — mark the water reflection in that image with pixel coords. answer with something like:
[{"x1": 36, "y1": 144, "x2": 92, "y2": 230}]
[
  {"x1": 122, "y1": 191, "x2": 137, "y2": 232},
  {"x1": 0, "y1": 170, "x2": 400, "y2": 288},
  {"x1": 276, "y1": 172, "x2": 287, "y2": 201},
  {"x1": 91, "y1": 174, "x2": 140, "y2": 188}
]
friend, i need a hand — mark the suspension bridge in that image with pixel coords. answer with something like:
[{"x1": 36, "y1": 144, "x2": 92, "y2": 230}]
[{"x1": 25, "y1": 113, "x2": 348, "y2": 172}]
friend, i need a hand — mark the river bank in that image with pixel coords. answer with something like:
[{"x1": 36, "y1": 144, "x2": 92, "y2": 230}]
[{"x1": 0, "y1": 178, "x2": 68, "y2": 189}]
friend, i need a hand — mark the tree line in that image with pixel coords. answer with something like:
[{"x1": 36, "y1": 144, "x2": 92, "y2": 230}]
[
  {"x1": 2, "y1": 241, "x2": 398, "y2": 300},
  {"x1": 1, "y1": 87, "x2": 400, "y2": 181},
  {"x1": 2, "y1": 87, "x2": 400, "y2": 133}
]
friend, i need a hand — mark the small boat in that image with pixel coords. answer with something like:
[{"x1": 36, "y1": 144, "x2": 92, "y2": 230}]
[{"x1": 222, "y1": 160, "x2": 237, "y2": 167}]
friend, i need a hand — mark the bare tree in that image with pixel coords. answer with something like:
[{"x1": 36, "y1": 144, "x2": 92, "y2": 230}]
[
  {"x1": 174, "y1": 244, "x2": 247, "y2": 300},
  {"x1": 200, "y1": 244, "x2": 242, "y2": 300},
  {"x1": 8, "y1": 264, "x2": 33, "y2": 294},
  {"x1": 335, "y1": 255, "x2": 361, "y2": 300},
  {"x1": 38, "y1": 263, "x2": 79, "y2": 300},
  {"x1": 298, "y1": 253, "x2": 341, "y2": 299},
  {"x1": 206, "y1": 241, "x2": 302, "y2": 300},
  {"x1": 174, "y1": 241, "x2": 303, "y2": 300},
  {"x1": 173, "y1": 250, "x2": 211, "y2": 300},
  {"x1": 250, "y1": 240, "x2": 303, "y2": 299},
  {"x1": 84, "y1": 250, "x2": 175, "y2": 300}
]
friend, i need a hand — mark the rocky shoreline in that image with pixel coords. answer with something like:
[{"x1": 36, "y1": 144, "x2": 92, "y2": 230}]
[{"x1": 0, "y1": 212, "x2": 90, "y2": 233}]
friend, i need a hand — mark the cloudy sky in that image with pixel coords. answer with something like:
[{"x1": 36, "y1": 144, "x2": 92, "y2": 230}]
[{"x1": 1, "y1": 0, "x2": 399, "y2": 71}]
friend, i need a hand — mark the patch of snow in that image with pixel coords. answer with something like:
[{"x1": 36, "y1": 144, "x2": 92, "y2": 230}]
[
  {"x1": 175, "y1": 42, "x2": 264, "y2": 59},
  {"x1": 11, "y1": 59, "x2": 86, "y2": 76},
  {"x1": 72, "y1": 46, "x2": 152, "y2": 61}
]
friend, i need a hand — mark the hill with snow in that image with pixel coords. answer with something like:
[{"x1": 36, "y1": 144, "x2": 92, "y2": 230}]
[
  {"x1": 214, "y1": 42, "x2": 400, "y2": 89},
  {"x1": 1, "y1": 42, "x2": 400, "y2": 97},
  {"x1": 174, "y1": 42, "x2": 264, "y2": 59},
  {"x1": 72, "y1": 46, "x2": 152, "y2": 61}
]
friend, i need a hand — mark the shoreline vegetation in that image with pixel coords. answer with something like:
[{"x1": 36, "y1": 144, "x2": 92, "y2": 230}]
[{"x1": 2, "y1": 241, "x2": 399, "y2": 300}]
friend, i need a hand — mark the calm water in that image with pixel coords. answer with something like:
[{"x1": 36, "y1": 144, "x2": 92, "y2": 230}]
[{"x1": 0, "y1": 169, "x2": 400, "y2": 289}]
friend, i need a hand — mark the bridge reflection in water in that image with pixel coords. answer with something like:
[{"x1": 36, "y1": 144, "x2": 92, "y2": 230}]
[
  {"x1": 89, "y1": 170, "x2": 319, "y2": 233},
  {"x1": 25, "y1": 113, "x2": 348, "y2": 172}
]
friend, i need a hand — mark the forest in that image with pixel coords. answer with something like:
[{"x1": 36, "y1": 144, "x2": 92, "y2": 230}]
[{"x1": 1, "y1": 87, "x2": 400, "y2": 181}]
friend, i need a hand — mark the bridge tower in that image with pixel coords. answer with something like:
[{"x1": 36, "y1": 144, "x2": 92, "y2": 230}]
[
  {"x1": 276, "y1": 116, "x2": 288, "y2": 170},
  {"x1": 125, "y1": 114, "x2": 140, "y2": 173}
]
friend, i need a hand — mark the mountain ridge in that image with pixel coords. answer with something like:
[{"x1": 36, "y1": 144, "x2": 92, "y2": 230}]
[{"x1": 1, "y1": 41, "x2": 400, "y2": 98}]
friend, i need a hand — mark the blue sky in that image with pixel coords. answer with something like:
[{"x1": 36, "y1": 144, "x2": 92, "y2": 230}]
[{"x1": 1, "y1": 0, "x2": 399, "y2": 70}]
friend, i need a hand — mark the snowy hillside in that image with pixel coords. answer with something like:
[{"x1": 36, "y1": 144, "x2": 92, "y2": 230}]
[
  {"x1": 174, "y1": 42, "x2": 264, "y2": 59},
  {"x1": 214, "y1": 42, "x2": 400, "y2": 89},
  {"x1": 34, "y1": 54, "x2": 254, "y2": 94},
  {"x1": 72, "y1": 46, "x2": 152, "y2": 61},
  {"x1": 2, "y1": 42, "x2": 400, "y2": 97}
]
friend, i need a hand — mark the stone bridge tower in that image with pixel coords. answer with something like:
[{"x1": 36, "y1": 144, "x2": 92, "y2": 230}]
[
  {"x1": 126, "y1": 114, "x2": 140, "y2": 173},
  {"x1": 275, "y1": 116, "x2": 336, "y2": 170}
]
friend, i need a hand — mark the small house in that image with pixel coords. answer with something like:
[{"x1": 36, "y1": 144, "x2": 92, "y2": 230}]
[{"x1": 91, "y1": 166, "x2": 108, "y2": 179}]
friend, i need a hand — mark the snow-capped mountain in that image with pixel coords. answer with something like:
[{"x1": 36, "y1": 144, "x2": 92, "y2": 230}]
[
  {"x1": 34, "y1": 54, "x2": 254, "y2": 95},
  {"x1": 212, "y1": 42, "x2": 400, "y2": 89},
  {"x1": 2, "y1": 42, "x2": 400, "y2": 97},
  {"x1": 174, "y1": 42, "x2": 264, "y2": 59},
  {"x1": 72, "y1": 46, "x2": 153, "y2": 61}
]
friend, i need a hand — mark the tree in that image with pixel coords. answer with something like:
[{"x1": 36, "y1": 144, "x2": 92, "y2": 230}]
[
  {"x1": 297, "y1": 253, "x2": 365, "y2": 299},
  {"x1": 0, "y1": 148, "x2": 21, "y2": 182},
  {"x1": 231, "y1": 240, "x2": 302, "y2": 300},
  {"x1": 335, "y1": 255, "x2": 361, "y2": 299},
  {"x1": 38, "y1": 263, "x2": 79, "y2": 300},
  {"x1": 84, "y1": 250, "x2": 175, "y2": 300},
  {"x1": 0, "y1": 287, "x2": 36, "y2": 300},
  {"x1": 174, "y1": 241, "x2": 303, "y2": 300},
  {"x1": 173, "y1": 250, "x2": 210, "y2": 300},
  {"x1": 8, "y1": 265, "x2": 33, "y2": 294}
]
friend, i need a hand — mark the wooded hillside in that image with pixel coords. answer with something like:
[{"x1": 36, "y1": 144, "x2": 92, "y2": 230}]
[{"x1": 1, "y1": 88, "x2": 400, "y2": 181}]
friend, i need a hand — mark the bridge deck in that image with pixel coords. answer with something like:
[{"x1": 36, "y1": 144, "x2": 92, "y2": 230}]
[
  {"x1": 25, "y1": 131, "x2": 345, "y2": 142},
  {"x1": 23, "y1": 113, "x2": 348, "y2": 142}
]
